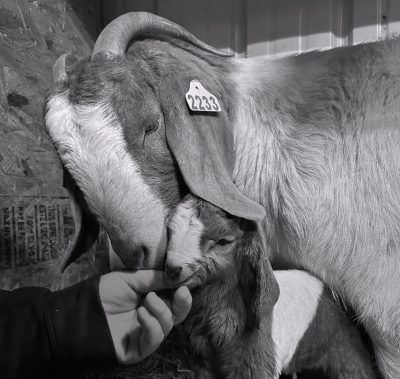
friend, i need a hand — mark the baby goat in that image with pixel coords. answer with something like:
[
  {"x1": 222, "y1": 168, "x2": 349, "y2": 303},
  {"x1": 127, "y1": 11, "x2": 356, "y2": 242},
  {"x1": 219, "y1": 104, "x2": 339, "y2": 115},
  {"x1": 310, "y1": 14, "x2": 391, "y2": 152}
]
[{"x1": 165, "y1": 195, "x2": 377, "y2": 379}]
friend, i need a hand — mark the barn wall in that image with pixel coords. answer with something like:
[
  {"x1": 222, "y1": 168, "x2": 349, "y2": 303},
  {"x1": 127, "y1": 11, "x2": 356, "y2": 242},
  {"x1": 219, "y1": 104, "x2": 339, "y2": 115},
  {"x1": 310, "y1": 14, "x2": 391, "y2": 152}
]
[
  {"x1": 103, "y1": 0, "x2": 400, "y2": 56},
  {"x1": 247, "y1": 0, "x2": 400, "y2": 57},
  {"x1": 103, "y1": 0, "x2": 247, "y2": 54}
]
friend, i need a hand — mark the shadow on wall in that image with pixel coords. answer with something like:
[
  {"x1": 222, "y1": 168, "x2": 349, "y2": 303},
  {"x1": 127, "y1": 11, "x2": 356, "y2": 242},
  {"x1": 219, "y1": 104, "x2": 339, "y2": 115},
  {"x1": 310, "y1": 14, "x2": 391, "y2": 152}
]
[{"x1": 66, "y1": 0, "x2": 102, "y2": 41}]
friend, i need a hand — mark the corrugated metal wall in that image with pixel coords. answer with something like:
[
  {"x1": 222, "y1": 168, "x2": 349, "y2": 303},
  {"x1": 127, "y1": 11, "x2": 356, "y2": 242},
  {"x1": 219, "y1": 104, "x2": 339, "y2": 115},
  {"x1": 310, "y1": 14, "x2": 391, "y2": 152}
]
[
  {"x1": 103, "y1": 0, "x2": 247, "y2": 54},
  {"x1": 247, "y1": 0, "x2": 400, "y2": 57},
  {"x1": 103, "y1": 0, "x2": 400, "y2": 57}
]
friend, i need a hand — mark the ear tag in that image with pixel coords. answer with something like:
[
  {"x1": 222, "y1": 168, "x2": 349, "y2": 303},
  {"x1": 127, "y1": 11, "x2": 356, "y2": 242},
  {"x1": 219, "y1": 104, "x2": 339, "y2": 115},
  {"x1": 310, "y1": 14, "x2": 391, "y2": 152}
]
[{"x1": 185, "y1": 80, "x2": 221, "y2": 112}]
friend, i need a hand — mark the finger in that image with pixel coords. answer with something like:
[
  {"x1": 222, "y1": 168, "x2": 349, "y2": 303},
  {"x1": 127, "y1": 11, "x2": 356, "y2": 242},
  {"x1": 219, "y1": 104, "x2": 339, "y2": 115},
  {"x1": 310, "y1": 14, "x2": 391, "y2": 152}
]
[
  {"x1": 171, "y1": 286, "x2": 192, "y2": 324},
  {"x1": 144, "y1": 292, "x2": 174, "y2": 336},
  {"x1": 119, "y1": 270, "x2": 172, "y2": 293},
  {"x1": 134, "y1": 306, "x2": 164, "y2": 361}
]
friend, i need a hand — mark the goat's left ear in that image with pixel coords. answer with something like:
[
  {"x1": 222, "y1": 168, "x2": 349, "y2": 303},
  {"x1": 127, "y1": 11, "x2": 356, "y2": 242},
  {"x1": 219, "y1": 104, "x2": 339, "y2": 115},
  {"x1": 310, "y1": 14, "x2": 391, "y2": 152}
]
[
  {"x1": 238, "y1": 234, "x2": 280, "y2": 329},
  {"x1": 161, "y1": 73, "x2": 266, "y2": 223}
]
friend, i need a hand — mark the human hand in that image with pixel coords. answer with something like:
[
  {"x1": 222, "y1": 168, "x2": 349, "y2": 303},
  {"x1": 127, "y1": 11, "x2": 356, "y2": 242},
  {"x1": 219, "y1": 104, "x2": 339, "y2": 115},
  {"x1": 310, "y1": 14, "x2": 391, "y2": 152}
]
[{"x1": 99, "y1": 270, "x2": 192, "y2": 364}]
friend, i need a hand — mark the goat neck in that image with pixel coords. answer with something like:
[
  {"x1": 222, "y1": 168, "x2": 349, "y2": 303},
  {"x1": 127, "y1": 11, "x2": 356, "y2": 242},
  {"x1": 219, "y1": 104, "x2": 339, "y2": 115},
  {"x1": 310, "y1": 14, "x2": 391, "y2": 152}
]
[{"x1": 182, "y1": 266, "x2": 277, "y2": 379}]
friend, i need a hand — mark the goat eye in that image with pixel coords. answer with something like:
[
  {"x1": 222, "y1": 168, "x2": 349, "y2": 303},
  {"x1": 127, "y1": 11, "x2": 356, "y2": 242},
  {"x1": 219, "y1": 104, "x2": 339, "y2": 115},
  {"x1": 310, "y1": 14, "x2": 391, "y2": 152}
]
[
  {"x1": 216, "y1": 236, "x2": 235, "y2": 246},
  {"x1": 144, "y1": 119, "x2": 160, "y2": 134}
]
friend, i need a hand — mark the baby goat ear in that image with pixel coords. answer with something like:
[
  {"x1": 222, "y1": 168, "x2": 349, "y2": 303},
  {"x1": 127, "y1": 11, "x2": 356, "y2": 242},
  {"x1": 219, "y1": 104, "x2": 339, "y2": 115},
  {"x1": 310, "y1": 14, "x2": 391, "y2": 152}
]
[
  {"x1": 60, "y1": 168, "x2": 100, "y2": 272},
  {"x1": 161, "y1": 73, "x2": 266, "y2": 223},
  {"x1": 238, "y1": 233, "x2": 280, "y2": 330}
]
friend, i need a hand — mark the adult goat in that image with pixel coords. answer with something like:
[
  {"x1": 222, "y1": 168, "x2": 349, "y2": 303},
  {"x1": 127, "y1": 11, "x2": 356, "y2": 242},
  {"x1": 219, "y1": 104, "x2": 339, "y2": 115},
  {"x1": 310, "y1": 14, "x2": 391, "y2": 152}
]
[{"x1": 44, "y1": 12, "x2": 400, "y2": 378}]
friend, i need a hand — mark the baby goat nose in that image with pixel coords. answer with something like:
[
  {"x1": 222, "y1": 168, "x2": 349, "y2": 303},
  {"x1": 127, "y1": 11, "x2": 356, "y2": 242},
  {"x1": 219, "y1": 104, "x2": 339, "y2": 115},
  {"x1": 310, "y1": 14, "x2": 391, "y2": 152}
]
[{"x1": 165, "y1": 263, "x2": 183, "y2": 281}]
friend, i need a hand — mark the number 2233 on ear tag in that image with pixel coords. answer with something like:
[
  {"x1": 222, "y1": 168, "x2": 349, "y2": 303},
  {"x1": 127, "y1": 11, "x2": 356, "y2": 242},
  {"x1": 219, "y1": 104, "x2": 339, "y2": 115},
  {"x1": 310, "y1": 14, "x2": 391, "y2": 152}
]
[{"x1": 185, "y1": 80, "x2": 222, "y2": 112}]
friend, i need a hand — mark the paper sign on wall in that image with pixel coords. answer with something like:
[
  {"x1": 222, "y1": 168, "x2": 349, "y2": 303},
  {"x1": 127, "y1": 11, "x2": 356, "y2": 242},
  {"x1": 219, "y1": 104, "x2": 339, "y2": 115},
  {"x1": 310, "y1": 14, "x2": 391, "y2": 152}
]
[{"x1": 185, "y1": 80, "x2": 222, "y2": 112}]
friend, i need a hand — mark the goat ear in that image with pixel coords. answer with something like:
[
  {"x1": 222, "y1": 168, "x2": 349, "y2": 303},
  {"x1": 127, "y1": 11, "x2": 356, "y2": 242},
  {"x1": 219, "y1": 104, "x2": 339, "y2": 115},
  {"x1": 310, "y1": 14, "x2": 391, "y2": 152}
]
[
  {"x1": 161, "y1": 76, "x2": 266, "y2": 223},
  {"x1": 238, "y1": 233, "x2": 280, "y2": 329},
  {"x1": 60, "y1": 168, "x2": 100, "y2": 272}
]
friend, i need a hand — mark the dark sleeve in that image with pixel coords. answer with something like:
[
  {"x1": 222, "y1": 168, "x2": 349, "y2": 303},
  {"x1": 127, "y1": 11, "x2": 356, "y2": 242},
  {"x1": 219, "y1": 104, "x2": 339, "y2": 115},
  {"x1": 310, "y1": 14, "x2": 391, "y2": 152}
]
[{"x1": 0, "y1": 276, "x2": 117, "y2": 379}]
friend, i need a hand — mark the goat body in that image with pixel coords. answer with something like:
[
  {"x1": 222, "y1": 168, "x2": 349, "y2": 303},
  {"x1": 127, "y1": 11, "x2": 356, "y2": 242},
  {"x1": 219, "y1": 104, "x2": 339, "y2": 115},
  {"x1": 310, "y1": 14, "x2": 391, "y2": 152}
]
[{"x1": 231, "y1": 40, "x2": 400, "y2": 377}]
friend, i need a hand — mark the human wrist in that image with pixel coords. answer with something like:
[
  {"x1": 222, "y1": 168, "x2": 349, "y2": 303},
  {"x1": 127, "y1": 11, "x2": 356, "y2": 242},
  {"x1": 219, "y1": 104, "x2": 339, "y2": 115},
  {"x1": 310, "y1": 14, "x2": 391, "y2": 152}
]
[{"x1": 45, "y1": 276, "x2": 117, "y2": 368}]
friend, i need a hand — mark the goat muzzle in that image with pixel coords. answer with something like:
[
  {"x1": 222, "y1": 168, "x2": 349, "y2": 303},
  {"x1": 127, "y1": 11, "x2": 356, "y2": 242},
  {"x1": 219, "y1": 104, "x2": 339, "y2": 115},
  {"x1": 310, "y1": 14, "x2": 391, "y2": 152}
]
[
  {"x1": 109, "y1": 237, "x2": 146, "y2": 269},
  {"x1": 164, "y1": 262, "x2": 183, "y2": 282}
]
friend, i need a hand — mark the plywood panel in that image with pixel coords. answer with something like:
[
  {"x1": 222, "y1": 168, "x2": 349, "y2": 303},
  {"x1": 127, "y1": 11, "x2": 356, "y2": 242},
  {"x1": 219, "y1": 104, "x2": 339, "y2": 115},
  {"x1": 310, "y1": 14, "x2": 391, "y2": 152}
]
[{"x1": 0, "y1": 0, "x2": 109, "y2": 290}]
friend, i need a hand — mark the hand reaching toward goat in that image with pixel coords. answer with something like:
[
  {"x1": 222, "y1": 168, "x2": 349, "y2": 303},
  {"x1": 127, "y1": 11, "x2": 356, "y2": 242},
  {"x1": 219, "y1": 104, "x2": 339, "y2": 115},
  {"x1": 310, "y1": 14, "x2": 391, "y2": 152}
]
[{"x1": 99, "y1": 270, "x2": 192, "y2": 364}]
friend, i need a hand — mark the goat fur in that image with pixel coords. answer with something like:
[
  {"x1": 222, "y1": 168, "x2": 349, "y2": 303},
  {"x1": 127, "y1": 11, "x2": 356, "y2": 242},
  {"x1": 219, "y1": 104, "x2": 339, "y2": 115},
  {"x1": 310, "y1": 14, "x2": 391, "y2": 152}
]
[{"x1": 230, "y1": 41, "x2": 400, "y2": 378}]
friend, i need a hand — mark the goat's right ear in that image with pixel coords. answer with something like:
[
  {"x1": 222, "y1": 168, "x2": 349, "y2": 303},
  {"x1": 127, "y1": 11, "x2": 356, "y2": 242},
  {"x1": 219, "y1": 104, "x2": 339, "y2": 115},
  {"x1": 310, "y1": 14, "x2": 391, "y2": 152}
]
[
  {"x1": 61, "y1": 168, "x2": 100, "y2": 272},
  {"x1": 238, "y1": 233, "x2": 280, "y2": 330},
  {"x1": 53, "y1": 53, "x2": 77, "y2": 83},
  {"x1": 161, "y1": 73, "x2": 266, "y2": 224}
]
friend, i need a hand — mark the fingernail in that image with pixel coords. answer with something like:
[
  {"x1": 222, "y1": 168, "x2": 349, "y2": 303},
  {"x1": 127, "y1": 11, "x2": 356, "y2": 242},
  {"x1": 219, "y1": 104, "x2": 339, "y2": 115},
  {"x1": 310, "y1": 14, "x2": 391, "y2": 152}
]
[
  {"x1": 179, "y1": 286, "x2": 191, "y2": 298},
  {"x1": 146, "y1": 292, "x2": 156, "y2": 301}
]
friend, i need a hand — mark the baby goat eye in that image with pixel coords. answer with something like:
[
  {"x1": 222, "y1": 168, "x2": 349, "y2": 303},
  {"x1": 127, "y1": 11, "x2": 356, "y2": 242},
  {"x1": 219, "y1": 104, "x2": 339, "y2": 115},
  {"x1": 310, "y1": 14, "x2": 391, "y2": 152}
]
[{"x1": 216, "y1": 236, "x2": 235, "y2": 246}]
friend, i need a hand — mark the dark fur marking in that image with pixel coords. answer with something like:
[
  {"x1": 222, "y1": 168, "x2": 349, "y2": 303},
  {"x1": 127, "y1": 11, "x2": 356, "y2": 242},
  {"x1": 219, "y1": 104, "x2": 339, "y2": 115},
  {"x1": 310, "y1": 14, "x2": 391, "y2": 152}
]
[{"x1": 285, "y1": 289, "x2": 377, "y2": 378}]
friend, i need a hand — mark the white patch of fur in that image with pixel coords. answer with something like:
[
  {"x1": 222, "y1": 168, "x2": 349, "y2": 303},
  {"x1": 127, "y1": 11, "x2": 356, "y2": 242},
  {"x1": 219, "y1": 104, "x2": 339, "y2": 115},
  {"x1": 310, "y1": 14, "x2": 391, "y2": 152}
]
[
  {"x1": 373, "y1": 332, "x2": 400, "y2": 379},
  {"x1": 271, "y1": 270, "x2": 324, "y2": 374},
  {"x1": 45, "y1": 94, "x2": 168, "y2": 267},
  {"x1": 166, "y1": 200, "x2": 204, "y2": 274}
]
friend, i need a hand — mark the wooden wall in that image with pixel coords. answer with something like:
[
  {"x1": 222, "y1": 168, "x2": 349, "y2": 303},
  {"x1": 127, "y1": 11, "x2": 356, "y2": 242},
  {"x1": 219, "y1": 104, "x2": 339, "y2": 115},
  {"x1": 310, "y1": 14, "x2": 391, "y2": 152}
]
[{"x1": 0, "y1": 0, "x2": 108, "y2": 290}]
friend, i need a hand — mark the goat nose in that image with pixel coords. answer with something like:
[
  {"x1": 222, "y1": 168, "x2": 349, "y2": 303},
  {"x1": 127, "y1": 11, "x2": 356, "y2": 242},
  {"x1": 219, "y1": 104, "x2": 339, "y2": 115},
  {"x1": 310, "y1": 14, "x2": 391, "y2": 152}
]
[
  {"x1": 121, "y1": 245, "x2": 145, "y2": 269},
  {"x1": 165, "y1": 264, "x2": 183, "y2": 281},
  {"x1": 110, "y1": 237, "x2": 146, "y2": 269}
]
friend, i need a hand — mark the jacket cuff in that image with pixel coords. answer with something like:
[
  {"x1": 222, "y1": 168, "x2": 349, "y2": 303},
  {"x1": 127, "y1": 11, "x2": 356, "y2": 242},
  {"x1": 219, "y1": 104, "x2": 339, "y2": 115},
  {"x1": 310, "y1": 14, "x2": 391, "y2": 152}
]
[{"x1": 45, "y1": 276, "x2": 117, "y2": 368}]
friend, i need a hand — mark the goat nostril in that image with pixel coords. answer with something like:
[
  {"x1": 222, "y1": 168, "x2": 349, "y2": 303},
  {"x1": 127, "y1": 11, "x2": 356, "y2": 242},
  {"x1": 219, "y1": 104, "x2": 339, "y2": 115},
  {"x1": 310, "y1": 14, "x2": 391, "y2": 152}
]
[
  {"x1": 114, "y1": 245, "x2": 146, "y2": 269},
  {"x1": 166, "y1": 265, "x2": 183, "y2": 281},
  {"x1": 132, "y1": 245, "x2": 145, "y2": 267}
]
